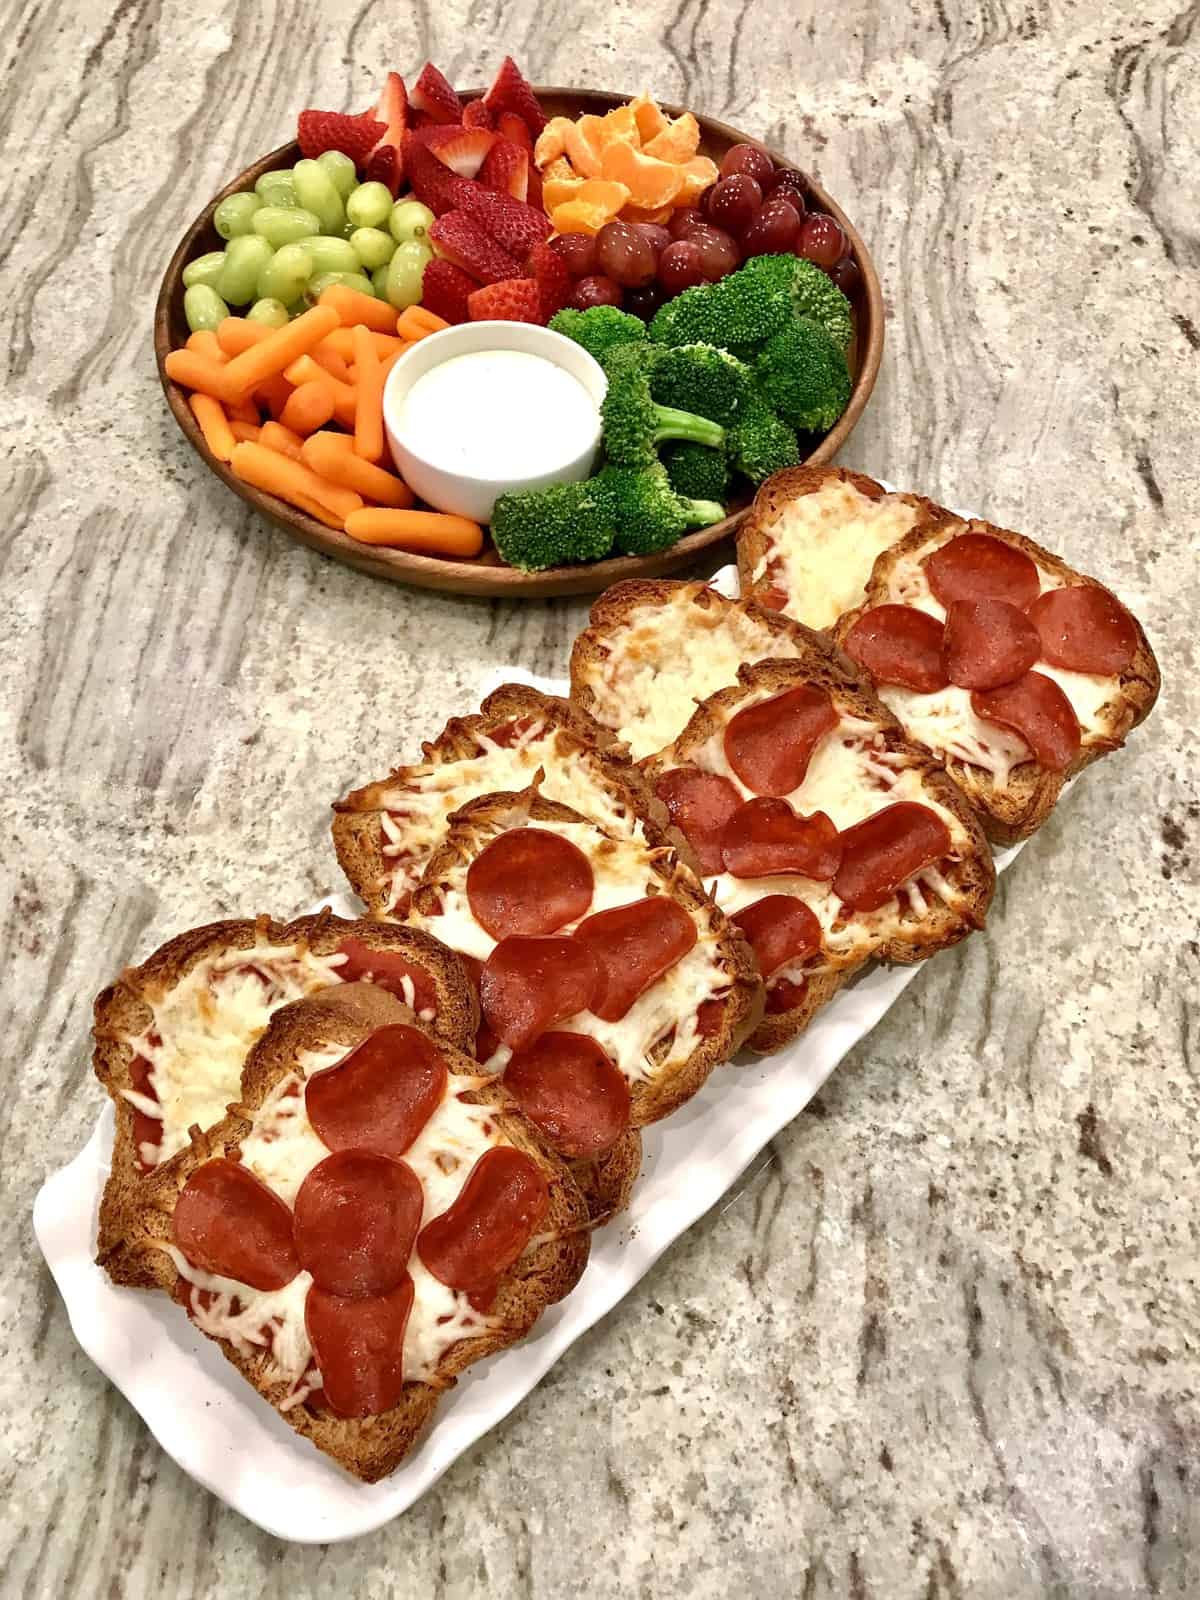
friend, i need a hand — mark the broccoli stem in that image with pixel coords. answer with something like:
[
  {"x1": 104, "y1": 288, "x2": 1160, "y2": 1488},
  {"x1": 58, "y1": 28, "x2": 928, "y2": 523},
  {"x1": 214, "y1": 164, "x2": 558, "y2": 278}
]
[
  {"x1": 650, "y1": 404, "x2": 726, "y2": 451},
  {"x1": 680, "y1": 497, "x2": 726, "y2": 528}
]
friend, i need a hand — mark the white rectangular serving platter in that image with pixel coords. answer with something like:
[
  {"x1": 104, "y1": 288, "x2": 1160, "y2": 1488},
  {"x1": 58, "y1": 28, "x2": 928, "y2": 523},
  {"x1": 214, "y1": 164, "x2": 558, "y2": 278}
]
[{"x1": 34, "y1": 563, "x2": 1025, "y2": 1543}]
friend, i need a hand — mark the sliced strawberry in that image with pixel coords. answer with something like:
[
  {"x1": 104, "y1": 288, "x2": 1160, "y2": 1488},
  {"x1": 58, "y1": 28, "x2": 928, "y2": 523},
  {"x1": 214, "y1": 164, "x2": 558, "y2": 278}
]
[
  {"x1": 497, "y1": 111, "x2": 533, "y2": 151},
  {"x1": 462, "y1": 98, "x2": 495, "y2": 131},
  {"x1": 408, "y1": 109, "x2": 434, "y2": 131},
  {"x1": 456, "y1": 186, "x2": 552, "y2": 256},
  {"x1": 525, "y1": 240, "x2": 570, "y2": 320},
  {"x1": 467, "y1": 277, "x2": 545, "y2": 324},
  {"x1": 422, "y1": 258, "x2": 477, "y2": 324},
  {"x1": 364, "y1": 144, "x2": 401, "y2": 193},
  {"x1": 297, "y1": 109, "x2": 385, "y2": 165},
  {"x1": 483, "y1": 57, "x2": 547, "y2": 137},
  {"x1": 367, "y1": 71, "x2": 408, "y2": 194},
  {"x1": 430, "y1": 211, "x2": 522, "y2": 284},
  {"x1": 405, "y1": 136, "x2": 476, "y2": 214},
  {"x1": 527, "y1": 164, "x2": 543, "y2": 213},
  {"x1": 412, "y1": 124, "x2": 497, "y2": 178},
  {"x1": 410, "y1": 62, "x2": 461, "y2": 125},
  {"x1": 478, "y1": 139, "x2": 529, "y2": 201}
]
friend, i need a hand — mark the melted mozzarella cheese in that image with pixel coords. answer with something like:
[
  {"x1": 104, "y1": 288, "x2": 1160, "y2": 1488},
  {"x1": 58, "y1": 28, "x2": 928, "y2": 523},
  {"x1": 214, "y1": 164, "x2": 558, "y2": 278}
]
[
  {"x1": 753, "y1": 480, "x2": 927, "y2": 630},
  {"x1": 579, "y1": 586, "x2": 804, "y2": 760},
  {"x1": 166, "y1": 1248, "x2": 316, "y2": 1394},
  {"x1": 122, "y1": 943, "x2": 348, "y2": 1166}
]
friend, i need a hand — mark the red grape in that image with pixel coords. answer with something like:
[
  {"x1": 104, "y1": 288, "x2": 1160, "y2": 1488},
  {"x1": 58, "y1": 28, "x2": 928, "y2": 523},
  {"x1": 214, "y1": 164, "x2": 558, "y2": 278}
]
[
  {"x1": 657, "y1": 241, "x2": 706, "y2": 294},
  {"x1": 569, "y1": 274, "x2": 623, "y2": 309},
  {"x1": 668, "y1": 206, "x2": 705, "y2": 240},
  {"x1": 633, "y1": 222, "x2": 672, "y2": 259},
  {"x1": 796, "y1": 213, "x2": 846, "y2": 269},
  {"x1": 767, "y1": 168, "x2": 808, "y2": 207},
  {"x1": 550, "y1": 232, "x2": 598, "y2": 278},
  {"x1": 624, "y1": 282, "x2": 666, "y2": 320},
  {"x1": 828, "y1": 255, "x2": 861, "y2": 296},
  {"x1": 596, "y1": 220, "x2": 656, "y2": 287},
  {"x1": 719, "y1": 142, "x2": 775, "y2": 186},
  {"x1": 707, "y1": 175, "x2": 762, "y2": 234},
  {"x1": 740, "y1": 200, "x2": 801, "y2": 257},
  {"x1": 768, "y1": 184, "x2": 806, "y2": 219},
  {"x1": 687, "y1": 225, "x2": 740, "y2": 281}
]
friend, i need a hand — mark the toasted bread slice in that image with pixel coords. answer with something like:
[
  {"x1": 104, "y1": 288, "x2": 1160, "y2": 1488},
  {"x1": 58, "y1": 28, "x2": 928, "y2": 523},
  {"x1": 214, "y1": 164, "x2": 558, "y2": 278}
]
[
  {"x1": 333, "y1": 683, "x2": 662, "y2": 919},
  {"x1": 94, "y1": 913, "x2": 478, "y2": 1282},
  {"x1": 102, "y1": 985, "x2": 590, "y2": 1483},
  {"x1": 833, "y1": 519, "x2": 1161, "y2": 843},
  {"x1": 569, "y1": 579, "x2": 820, "y2": 762},
  {"x1": 409, "y1": 788, "x2": 765, "y2": 1128},
  {"x1": 646, "y1": 655, "x2": 995, "y2": 1052},
  {"x1": 737, "y1": 465, "x2": 951, "y2": 631}
]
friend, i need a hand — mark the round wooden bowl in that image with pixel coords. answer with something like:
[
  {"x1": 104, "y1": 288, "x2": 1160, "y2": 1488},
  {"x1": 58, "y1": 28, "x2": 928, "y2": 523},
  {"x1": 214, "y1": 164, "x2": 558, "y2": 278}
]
[{"x1": 155, "y1": 88, "x2": 883, "y2": 599}]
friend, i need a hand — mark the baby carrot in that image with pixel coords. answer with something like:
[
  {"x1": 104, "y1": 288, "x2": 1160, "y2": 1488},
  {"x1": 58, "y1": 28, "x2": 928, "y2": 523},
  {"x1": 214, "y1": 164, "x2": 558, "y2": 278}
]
[
  {"x1": 319, "y1": 284, "x2": 399, "y2": 334},
  {"x1": 186, "y1": 329, "x2": 227, "y2": 362},
  {"x1": 320, "y1": 328, "x2": 403, "y2": 362},
  {"x1": 343, "y1": 508, "x2": 483, "y2": 556},
  {"x1": 352, "y1": 323, "x2": 384, "y2": 464},
  {"x1": 217, "y1": 317, "x2": 273, "y2": 357},
  {"x1": 259, "y1": 420, "x2": 306, "y2": 461},
  {"x1": 227, "y1": 393, "x2": 262, "y2": 425},
  {"x1": 221, "y1": 305, "x2": 340, "y2": 399},
  {"x1": 164, "y1": 349, "x2": 237, "y2": 403},
  {"x1": 378, "y1": 344, "x2": 414, "y2": 386},
  {"x1": 256, "y1": 374, "x2": 294, "y2": 420},
  {"x1": 283, "y1": 355, "x2": 356, "y2": 427},
  {"x1": 189, "y1": 393, "x2": 237, "y2": 462},
  {"x1": 230, "y1": 420, "x2": 261, "y2": 442},
  {"x1": 230, "y1": 441, "x2": 363, "y2": 524},
  {"x1": 310, "y1": 342, "x2": 353, "y2": 385},
  {"x1": 396, "y1": 305, "x2": 450, "y2": 340},
  {"x1": 301, "y1": 431, "x2": 413, "y2": 507},
  {"x1": 280, "y1": 380, "x2": 336, "y2": 436}
]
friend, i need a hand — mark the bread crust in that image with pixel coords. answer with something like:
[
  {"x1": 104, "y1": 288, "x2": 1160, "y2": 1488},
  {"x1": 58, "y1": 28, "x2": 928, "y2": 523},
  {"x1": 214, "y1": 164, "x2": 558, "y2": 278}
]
[
  {"x1": 411, "y1": 788, "x2": 766, "y2": 1125},
  {"x1": 833, "y1": 517, "x2": 1162, "y2": 844},
  {"x1": 332, "y1": 682, "x2": 665, "y2": 919},
  {"x1": 648, "y1": 653, "x2": 996, "y2": 1052},
  {"x1": 94, "y1": 914, "x2": 479, "y2": 1282},
  {"x1": 99, "y1": 984, "x2": 592, "y2": 1483},
  {"x1": 736, "y1": 464, "x2": 952, "y2": 620}
]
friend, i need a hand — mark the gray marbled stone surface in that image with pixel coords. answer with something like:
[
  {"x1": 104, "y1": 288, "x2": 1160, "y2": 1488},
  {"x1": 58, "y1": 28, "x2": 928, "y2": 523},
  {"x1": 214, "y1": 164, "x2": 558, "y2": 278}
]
[{"x1": 2, "y1": 0, "x2": 1197, "y2": 1593}]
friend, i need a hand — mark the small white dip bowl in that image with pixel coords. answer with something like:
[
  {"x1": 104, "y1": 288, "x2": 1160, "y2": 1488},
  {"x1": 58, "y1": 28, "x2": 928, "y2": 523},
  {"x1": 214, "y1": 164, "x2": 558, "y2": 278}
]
[{"x1": 382, "y1": 321, "x2": 608, "y2": 524}]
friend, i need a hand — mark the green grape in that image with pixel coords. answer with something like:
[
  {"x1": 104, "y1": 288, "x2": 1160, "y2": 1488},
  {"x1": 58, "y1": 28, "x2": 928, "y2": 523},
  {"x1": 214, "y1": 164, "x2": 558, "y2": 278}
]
[
  {"x1": 349, "y1": 227, "x2": 395, "y2": 271},
  {"x1": 254, "y1": 169, "x2": 297, "y2": 206},
  {"x1": 293, "y1": 158, "x2": 345, "y2": 235},
  {"x1": 182, "y1": 250, "x2": 226, "y2": 290},
  {"x1": 309, "y1": 270, "x2": 376, "y2": 299},
  {"x1": 257, "y1": 242, "x2": 315, "y2": 304},
  {"x1": 214, "y1": 191, "x2": 263, "y2": 239},
  {"x1": 246, "y1": 297, "x2": 290, "y2": 328},
  {"x1": 317, "y1": 149, "x2": 358, "y2": 198},
  {"x1": 302, "y1": 236, "x2": 361, "y2": 276},
  {"x1": 346, "y1": 181, "x2": 393, "y2": 230},
  {"x1": 216, "y1": 234, "x2": 275, "y2": 306},
  {"x1": 252, "y1": 205, "x2": 320, "y2": 248},
  {"x1": 384, "y1": 240, "x2": 432, "y2": 308},
  {"x1": 184, "y1": 284, "x2": 229, "y2": 333},
  {"x1": 388, "y1": 199, "x2": 435, "y2": 245},
  {"x1": 371, "y1": 263, "x2": 390, "y2": 298}
]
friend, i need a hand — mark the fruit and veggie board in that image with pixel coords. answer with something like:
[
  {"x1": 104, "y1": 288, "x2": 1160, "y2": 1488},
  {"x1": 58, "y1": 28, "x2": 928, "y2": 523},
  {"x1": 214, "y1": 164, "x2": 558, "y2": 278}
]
[{"x1": 156, "y1": 80, "x2": 882, "y2": 598}]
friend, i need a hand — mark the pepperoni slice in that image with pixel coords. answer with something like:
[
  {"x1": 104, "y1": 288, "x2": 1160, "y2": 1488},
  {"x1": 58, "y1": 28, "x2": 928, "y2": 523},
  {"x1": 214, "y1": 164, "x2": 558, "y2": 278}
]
[
  {"x1": 943, "y1": 598, "x2": 1041, "y2": 691},
  {"x1": 653, "y1": 767, "x2": 743, "y2": 875},
  {"x1": 732, "y1": 895, "x2": 823, "y2": 976},
  {"x1": 458, "y1": 954, "x2": 502, "y2": 1060},
  {"x1": 293, "y1": 1150, "x2": 422, "y2": 1300},
  {"x1": 417, "y1": 1146, "x2": 549, "y2": 1295},
  {"x1": 333, "y1": 938, "x2": 438, "y2": 1015},
  {"x1": 766, "y1": 976, "x2": 807, "y2": 1014},
  {"x1": 479, "y1": 936, "x2": 599, "y2": 1052},
  {"x1": 466, "y1": 828, "x2": 594, "y2": 940},
  {"x1": 833, "y1": 802, "x2": 953, "y2": 912},
  {"x1": 129, "y1": 1054, "x2": 162, "y2": 1171},
  {"x1": 574, "y1": 897, "x2": 698, "y2": 1021},
  {"x1": 173, "y1": 1158, "x2": 299, "y2": 1291},
  {"x1": 305, "y1": 1277, "x2": 413, "y2": 1418},
  {"x1": 971, "y1": 672, "x2": 1081, "y2": 772},
  {"x1": 723, "y1": 685, "x2": 838, "y2": 798},
  {"x1": 924, "y1": 533, "x2": 1040, "y2": 610},
  {"x1": 842, "y1": 605, "x2": 948, "y2": 693},
  {"x1": 696, "y1": 998, "x2": 726, "y2": 1037},
  {"x1": 1027, "y1": 586, "x2": 1137, "y2": 676},
  {"x1": 721, "y1": 798, "x2": 842, "y2": 881},
  {"x1": 504, "y1": 1033, "x2": 630, "y2": 1159},
  {"x1": 305, "y1": 1024, "x2": 447, "y2": 1159},
  {"x1": 486, "y1": 715, "x2": 536, "y2": 748}
]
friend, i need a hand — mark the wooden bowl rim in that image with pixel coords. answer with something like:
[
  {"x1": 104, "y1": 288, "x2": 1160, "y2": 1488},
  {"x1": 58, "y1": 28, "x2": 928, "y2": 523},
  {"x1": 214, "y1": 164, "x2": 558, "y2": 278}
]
[{"x1": 154, "y1": 86, "x2": 884, "y2": 600}]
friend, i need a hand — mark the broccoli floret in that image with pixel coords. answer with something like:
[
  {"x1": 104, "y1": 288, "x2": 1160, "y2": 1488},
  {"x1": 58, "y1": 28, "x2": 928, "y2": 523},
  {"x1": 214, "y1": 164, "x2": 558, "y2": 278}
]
[
  {"x1": 649, "y1": 268, "x2": 788, "y2": 351},
  {"x1": 491, "y1": 478, "x2": 614, "y2": 571},
  {"x1": 596, "y1": 464, "x2": 724, "y2": 555},
  {"x1": 548, "y1": 306, "x2": 648, "y2": 364},
  {"x1": 650, "y1": 343, "x2": 749, "y2": 426},
  {"x1": 601, "y1": 363, "x2": 725, "y2": 465},
  {"x1": 727, "y1": 391, "x2": 801, "y2": 484},
  {"x1": 753, "y1": 317, "x2": 852, "y2": 433},
  {"x1": 600, "y1": 339, "x2": 664, "y2": 380},
  {"x1": 662, "y1": 440, "x2": 731, "y2": 502},
  {"x1": 740, "y1": 254, "x2": 854, "y2": 349}
]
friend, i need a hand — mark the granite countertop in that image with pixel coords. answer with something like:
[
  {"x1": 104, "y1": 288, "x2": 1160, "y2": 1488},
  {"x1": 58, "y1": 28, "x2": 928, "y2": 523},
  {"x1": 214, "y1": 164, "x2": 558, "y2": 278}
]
[{"x1": 3, "y1": 1, "x2": 1197, "y2": 1593}]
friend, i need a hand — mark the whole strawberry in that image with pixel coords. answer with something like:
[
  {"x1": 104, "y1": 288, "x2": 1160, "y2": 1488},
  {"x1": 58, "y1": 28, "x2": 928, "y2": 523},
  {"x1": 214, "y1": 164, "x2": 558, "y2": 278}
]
[{"x1": 467, "y1": 278, "x2": 545, "y2": 324}]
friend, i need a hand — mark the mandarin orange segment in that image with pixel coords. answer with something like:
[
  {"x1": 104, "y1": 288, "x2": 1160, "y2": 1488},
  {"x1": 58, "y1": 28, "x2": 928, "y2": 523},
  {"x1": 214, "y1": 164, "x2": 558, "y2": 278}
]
[
  {"x1": 630, "y1": 93, "x2": 669, "y2": 143},
  {"x1": 623, "y1": 203, "x2": 674, "y2": 225},
  {"x1": 564, "y1": 116, "x2": 608, "y2": 178},
  {"x1": 600, "y1": 141, "x2": 683, "y2": 208},
  {"x1": 542, "y1": 156, "x2": 576, "y2": 182},
  {"x1": 676, "y1": 154, "x2": 720, "y2": 205},
  {"x1": 543, "y1": 173, "x2": 586, "y2": 211},
  {"x1": 551, "y1": 180, "x2": 631, "y2": 235},
  {"x1": 643, "y1": 112, "x2": 701, "y2": 163},
  {"x1": 534, "y1": 117, "x2": 575, "y2": 169},
  {"x1": 599, "y1": 104, "x2": 640, "y2": 146}
]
